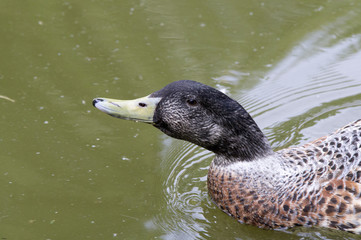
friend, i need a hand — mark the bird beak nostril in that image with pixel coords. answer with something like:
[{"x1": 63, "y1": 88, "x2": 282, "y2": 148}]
[{"x1": 92, "y1": 98, "x2": 104, "y2": 107}]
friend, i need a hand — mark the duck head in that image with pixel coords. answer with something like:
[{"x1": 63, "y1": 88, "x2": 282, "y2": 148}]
[{"x1": 93, "y1": 80, "x2": 273, "y2": 164}]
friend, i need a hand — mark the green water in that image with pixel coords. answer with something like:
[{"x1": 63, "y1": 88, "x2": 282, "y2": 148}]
[{"x1": 1, "y1": 0, "x2": 361, "y2": 239}]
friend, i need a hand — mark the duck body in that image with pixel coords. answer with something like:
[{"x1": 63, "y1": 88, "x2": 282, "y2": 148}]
[
  {"x1": 93, "y1": 80, "x2": 361, "y2": 234},
  {"x1": 209, "y1": 119, "x2": 361, "y2": 232}
]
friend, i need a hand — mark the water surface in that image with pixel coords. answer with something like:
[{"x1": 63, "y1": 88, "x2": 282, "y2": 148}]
[{"x1": 0, "y1": 0, "x2": 361, "y2": 239}]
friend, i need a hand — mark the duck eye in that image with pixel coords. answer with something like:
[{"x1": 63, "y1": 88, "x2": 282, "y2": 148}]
[
  {"x1": 186, "y1": 99, "x2": 198, "y2": 106},
  {"x1": 138, "y1": 102, "x2": 147, "y2": 107}
]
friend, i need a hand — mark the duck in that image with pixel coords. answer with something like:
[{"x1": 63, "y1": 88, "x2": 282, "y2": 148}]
[{"x1": 93, "y1": 80, "x2": 361, "y2": 234}]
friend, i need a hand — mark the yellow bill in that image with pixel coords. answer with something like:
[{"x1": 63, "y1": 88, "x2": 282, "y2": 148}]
[{"x1": 92, "y1": 95, "x2": 161, "y2": 123}]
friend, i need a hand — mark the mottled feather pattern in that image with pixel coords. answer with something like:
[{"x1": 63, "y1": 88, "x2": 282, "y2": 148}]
[{"x1": 208, "y1": 119, "x2": 361, "y2": 233}]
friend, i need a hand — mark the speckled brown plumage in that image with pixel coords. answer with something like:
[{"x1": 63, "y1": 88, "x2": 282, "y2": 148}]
[{"x1": 208, "y1": 119, "x2": 361, "y2": 233}]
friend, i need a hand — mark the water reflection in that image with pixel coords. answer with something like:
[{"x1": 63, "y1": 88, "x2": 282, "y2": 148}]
[{"x1": 241, "y1": 27, "x2": 361, "y2": 151}]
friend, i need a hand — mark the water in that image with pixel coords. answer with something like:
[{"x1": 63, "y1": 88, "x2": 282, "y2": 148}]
[{"x1": 0, "y1": 0, "x2": 361, "y2": 239}]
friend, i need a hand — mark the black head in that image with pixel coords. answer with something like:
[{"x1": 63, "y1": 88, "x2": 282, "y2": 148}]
[{"x1": 149, "y1": 80, "x2": 273, "y2": 162}]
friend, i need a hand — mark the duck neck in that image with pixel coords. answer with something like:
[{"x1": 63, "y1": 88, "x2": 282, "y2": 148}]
[
  {"x1": 209, "y1": 110, "x2": 274, "y2": 166},
  {"x1": 211, "y1": 133, "x2": 274, "y2": 166}
]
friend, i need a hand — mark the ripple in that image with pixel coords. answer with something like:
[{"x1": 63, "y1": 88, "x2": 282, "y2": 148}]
[
  {"x1": 238, "y1": 33, "x2": 361, "y2": 150},
  {"x1": 153, "y1": 140, "x2": 213, "y2": 239}
]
